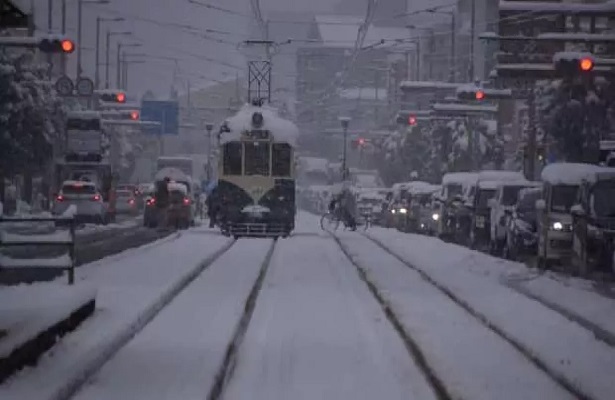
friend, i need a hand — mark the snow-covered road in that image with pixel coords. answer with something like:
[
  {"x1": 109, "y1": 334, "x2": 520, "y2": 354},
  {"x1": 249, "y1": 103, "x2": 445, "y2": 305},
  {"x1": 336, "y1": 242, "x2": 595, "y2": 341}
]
[
  {"x1": 223, "y1": 235, "x2": 437, "y2": 400},
  {"x1": 3, "y1": 212, "x2": 615, "y2": 400}
]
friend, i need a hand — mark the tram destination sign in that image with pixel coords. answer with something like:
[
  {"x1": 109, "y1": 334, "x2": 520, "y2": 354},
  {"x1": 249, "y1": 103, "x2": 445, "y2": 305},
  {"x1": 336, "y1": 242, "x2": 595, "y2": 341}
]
[{"x1": 242, "y1": 129, "x2": 271, "y2": 140}]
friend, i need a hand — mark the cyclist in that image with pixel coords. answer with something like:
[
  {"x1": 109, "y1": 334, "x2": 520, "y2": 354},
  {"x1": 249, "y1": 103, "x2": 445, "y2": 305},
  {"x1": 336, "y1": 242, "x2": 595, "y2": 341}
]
[{"x1": 329, "y1": 185, "x2": 357, "y2": 231}]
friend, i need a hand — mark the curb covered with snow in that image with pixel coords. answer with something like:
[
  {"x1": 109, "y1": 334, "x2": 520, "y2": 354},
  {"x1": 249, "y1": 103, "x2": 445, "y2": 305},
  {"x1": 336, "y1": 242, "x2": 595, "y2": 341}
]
[{"x1": 46, "y1": 238, "x2": 235, "y2": 400}]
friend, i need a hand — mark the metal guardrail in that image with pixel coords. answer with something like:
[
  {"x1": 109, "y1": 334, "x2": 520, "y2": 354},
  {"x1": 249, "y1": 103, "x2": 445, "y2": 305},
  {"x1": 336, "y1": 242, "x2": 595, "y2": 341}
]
[{"x1": 0, "y1": 217, "x2": 77, "y2": 284}]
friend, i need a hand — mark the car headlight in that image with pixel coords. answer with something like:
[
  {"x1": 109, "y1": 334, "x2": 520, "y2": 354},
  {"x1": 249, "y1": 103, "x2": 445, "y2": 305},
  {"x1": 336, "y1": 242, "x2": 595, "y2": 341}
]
[
  {"x1": 552, "y1": 221, "x2": 563, "y2": 231},
  {"x1": 391, "y1": 209, "x2": 396, "y2": 214},
  {"x1": 432, "y1": 213, "x2": 440, "y2": 221},
  {"x1": 399, "y1": 208, "x2": 408, "y2": 214}
]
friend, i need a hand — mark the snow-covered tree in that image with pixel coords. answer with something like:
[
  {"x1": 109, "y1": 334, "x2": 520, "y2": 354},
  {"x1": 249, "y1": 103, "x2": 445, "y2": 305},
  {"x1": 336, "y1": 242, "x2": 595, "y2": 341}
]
[
  {"x1": 540, "y1": 76, "x2": 613, "y2": 163},
  {"x1": 0, "y1": 50, "x2": 65, "y2": 202}
]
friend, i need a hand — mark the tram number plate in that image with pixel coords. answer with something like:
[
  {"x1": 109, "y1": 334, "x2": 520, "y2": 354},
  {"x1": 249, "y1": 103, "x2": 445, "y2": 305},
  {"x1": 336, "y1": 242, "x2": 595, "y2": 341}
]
[{"x1": 243, "y1": 129, "x2": 270, "y2": 140}]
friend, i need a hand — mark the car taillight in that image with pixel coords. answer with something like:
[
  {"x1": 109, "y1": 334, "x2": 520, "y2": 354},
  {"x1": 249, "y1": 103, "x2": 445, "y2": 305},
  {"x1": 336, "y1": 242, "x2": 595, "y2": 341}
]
[
  {"x1": 183, "y1": 197, "x2": 190, "y2": 205},
  {"x1": 146, "y1": 198, "x2": 155, "y2": 206},
  {"x1": 128, "y1": 198, "x2": 135, "y2": 205},
  {"x1": 56, "y1": 195, "x2": 64, "y2": 202},
  {"x1": 93, "y1": 194, "x2": 101, "y2": 201}
]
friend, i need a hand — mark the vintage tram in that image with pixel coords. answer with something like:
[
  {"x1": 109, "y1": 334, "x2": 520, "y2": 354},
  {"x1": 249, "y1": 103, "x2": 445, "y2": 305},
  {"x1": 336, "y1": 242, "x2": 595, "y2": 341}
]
[{"x1": 216, "y1": 104, "x2": 298, "y2": 238}]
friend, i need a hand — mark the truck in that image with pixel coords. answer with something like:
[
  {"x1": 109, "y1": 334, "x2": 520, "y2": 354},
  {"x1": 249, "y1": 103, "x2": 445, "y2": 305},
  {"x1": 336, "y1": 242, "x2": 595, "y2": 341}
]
[{"x1": 52, "y1": 111, "x2": 117, "y2": 222}]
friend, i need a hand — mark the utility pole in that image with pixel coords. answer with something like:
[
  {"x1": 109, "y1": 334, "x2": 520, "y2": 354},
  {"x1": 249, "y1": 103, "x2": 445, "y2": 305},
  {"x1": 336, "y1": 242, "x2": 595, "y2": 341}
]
[
  {"x1": 105, "y1": 30, "x2": 110, "y2": 88},
  {"x1": 47, "y1": 0, "x2": 53, "y2": 78},
  {"x1": 95, "y1": 17, "x2": 101, "y2": 88},
  {"x1": 469, "y1": 0, "x2": 476, "y2": 81},
  {"x1": 526, "y1": 82, "x2": 537, "y2": 180},
  {"x1": 450, "y1": 13, "x2": 456, "y2": 82},
  {"x1": 61, "y1": 0, "x2": 67, "y2": 74},
  {"x1": 77, "y1": 0, "x2": 83, "y2": 78}
]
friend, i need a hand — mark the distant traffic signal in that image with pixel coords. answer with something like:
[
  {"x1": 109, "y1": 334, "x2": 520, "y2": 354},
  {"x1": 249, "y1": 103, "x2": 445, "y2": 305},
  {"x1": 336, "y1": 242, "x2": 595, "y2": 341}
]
[
  {"x1": 358, "y1": 137, "x2": 366, "y2": 145},
  {"x1": 38, "y1": 38, "x2": 75, "y2": 53},
  {"x1": 99, "y1": 91, "x2": 126, "y2": 103},
  {"x1": 456, "y1": 85, "x2": 512, "y2": 101},
  {"x1": 554, "y1": 52, "x2": 595, "y2": 76},
  {"x1": 408, "y1": 115, "x2": 417, "y2": 126}
]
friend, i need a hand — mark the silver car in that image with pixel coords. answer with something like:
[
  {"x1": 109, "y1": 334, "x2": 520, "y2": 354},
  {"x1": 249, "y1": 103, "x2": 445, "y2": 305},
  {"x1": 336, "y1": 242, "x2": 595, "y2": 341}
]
[
  {"x1": 52, "y1": 180, "x2": 108, "y2": 224},
  {"x1": 115, "y1": 189, "x2": 140, "y2": 215}
]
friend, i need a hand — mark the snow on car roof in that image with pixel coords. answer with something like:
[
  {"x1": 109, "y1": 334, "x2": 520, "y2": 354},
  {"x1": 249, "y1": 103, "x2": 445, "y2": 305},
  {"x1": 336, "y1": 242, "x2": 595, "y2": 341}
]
[
  {"x1": 540, "y1": 163, "x2": 615, "y2": 185},
  {"x1": 222, "y1": 104, "x2": 299, "y2": 146},
  {"x1": 405, "y1": 181, "x2": 439, "y2": 195},
  {"x1": 442, "y1": 172, "x2": 479, "y2": 185},
  {"x1": 62, "y1": 180, "x2": 96, "y2": 187},
  {"x1": 477, "y1": 170, "x2": 525, "y2": 182},
  {"x1": 155, "y1": 167, "x2": 191, "y2": 183},
  {"x1": 168, "y1": 182, "x2": 188, "y2": 194}
]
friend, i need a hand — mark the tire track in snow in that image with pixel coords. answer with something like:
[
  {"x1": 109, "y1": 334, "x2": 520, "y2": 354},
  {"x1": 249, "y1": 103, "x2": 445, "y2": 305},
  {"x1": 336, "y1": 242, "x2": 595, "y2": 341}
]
[
  {"x1": 330, "y1": 234, "x2": 453, "y2": 400},
  {"x1": 207, "y1": 238, "x2": 278, "y2": 400},
  {"x1": 54, "y1": 237, "x2": 236, "y2": 400},
  {"x1": 363, "y1": 234, "x2": 593, "y2": 400}
]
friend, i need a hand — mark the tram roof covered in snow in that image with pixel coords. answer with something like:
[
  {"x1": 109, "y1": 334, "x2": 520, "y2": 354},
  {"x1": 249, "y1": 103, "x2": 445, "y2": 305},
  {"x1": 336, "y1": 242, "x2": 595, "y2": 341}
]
[
  {"x1": 405, "y1": 181, "x2": 440, "y2": 195},
  {"x1": 541, "y1": 163, "x2": 615, "y2": 185},
  {"x1": 222, "y1": 104, "x2": 299, "y2": 147},
  {"x1": 477, "y1": 170, "x2": 525, "y2": 183}
]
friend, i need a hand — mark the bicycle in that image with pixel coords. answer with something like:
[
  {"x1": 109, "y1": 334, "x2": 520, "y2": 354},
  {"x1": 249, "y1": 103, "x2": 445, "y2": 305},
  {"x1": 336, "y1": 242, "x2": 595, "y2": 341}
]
[{"x1": 320, "y1": 206, "x2": 370, "y2": 232}]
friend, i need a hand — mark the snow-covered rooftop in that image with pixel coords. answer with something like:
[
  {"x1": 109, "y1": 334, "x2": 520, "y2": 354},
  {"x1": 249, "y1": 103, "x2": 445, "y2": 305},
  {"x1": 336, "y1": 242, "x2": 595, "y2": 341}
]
[
  {"x1": 299, "y1": 157, "x2": 329, "y2": 172},
  {"x1": 405, "y1": 181, "x2": 439, "y2": 195},
  {"x1": 499, "y1": 0, "x2": 615, "y2": 13},
  {"x1": 66, "y1": 111, "x2": 101, "y2": 120},
  {"x1": 541, "y1": 163, "x2": 615, "y2": 185},
  {"x1": 223, "y1": 104, "x2": 299, "y2": 146}
]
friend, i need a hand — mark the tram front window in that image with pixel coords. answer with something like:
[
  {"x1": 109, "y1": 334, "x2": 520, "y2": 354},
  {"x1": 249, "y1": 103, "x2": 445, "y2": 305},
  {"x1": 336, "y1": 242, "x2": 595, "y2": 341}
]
[
  {"x1": 244, "y1": 142, "x2": 270, "y2": 176},
  {"x1": 272, "y1": 143, "x2": 291, "y2": 177},
  {"x1": 223, "y1": 142, "x2": 242, "y2": 175}
]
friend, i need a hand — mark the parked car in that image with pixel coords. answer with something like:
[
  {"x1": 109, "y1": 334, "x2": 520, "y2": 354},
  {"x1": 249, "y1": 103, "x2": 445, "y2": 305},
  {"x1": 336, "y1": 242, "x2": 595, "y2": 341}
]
[
  {"x1": 570, "y1": 167, "x2": 615, "y2": 275},
  {"x1": 52, "y1": 180, "x2": 108, "y2": 224},
  {"x1": 503, "y1": 187, "x2": 542, "y2": 261}
]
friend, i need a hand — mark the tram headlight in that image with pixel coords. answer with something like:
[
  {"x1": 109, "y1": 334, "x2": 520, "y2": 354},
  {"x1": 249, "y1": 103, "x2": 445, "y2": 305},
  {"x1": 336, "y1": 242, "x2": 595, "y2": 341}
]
[
  {"x1": 432, "y1": 213, "x2": 440, "y2": 221},
  {"x1": 399, "y1": 208, "x2": 408, "y2": 214},
  {"x1": 552, "y1": 221, "x2": 563, "y2": 231}
]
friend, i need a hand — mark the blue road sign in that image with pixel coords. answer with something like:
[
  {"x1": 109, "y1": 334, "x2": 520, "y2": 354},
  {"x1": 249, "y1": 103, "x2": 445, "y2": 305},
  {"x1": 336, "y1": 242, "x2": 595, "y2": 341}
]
[{"x1": 140, "y1": 100, "x2": 179, "y2": 135}]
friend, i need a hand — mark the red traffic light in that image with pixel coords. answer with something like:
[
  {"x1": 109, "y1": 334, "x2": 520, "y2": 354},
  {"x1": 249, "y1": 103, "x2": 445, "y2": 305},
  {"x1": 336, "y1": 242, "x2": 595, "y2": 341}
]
[
  {"x1": 130, "y1": 111, "x2": 139, "y2": 120},
  {"x1": 475, "y1": 90, "x2": 485, "y2": 100},
  {"x1": 408, "y1": 116, "x2": 417, "y2": 125},
  {"x1": 61, "y1": 39, "x2": 75, "y2": 53},
  {"x1": 580, "y1": 57, "x2": 594, "y2": 72},
  {"x1": 358, "y1": 138, "x2": 366, "y2": 145},
  {"x1": 116, "y1": 92, "x2": 126, "y2": 103}
]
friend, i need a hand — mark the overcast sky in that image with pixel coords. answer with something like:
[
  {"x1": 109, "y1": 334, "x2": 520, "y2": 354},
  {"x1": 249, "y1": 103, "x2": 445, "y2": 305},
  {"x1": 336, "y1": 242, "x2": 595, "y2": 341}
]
[{"x1": 21, "y1": 0, "x2": 454, "y2": 98}]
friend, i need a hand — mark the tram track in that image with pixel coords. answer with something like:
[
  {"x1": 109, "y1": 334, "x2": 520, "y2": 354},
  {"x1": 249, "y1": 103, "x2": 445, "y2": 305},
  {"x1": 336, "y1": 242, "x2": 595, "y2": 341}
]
[
  {"x1": 353, "y1": 232, "x2": 595, "y2": 400},
  {"x1": 55, "y1": 238, "x2": 237, "y2": 400},
  {"x1": 331, "y1": 233, "x2": 453, "y2": 400},
  {"x1": 208, "y1": 239, "x2": 277, "y2": 400}
]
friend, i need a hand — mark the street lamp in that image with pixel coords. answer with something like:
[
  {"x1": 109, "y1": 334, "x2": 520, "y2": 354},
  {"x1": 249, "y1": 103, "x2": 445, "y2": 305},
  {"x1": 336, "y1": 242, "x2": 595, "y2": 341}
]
[
  {"x1": 205, "y1": 122, "x2": 214, "y2": 181},
  {"x1": 105, "y1": 30, "x2": 131, "y2": 88},
  {"x1": 96, "y1": 16, "x2": 124, "y2": 89},
  {"x1": 77, "y1": 0, "x2": 110, "y2": 78},
  {"x1": 117, "y1": 42, "x2": 141, "y2": 87},
  {"x1": 339, "y1": 116, "x2": 351, "y2": 181}
]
